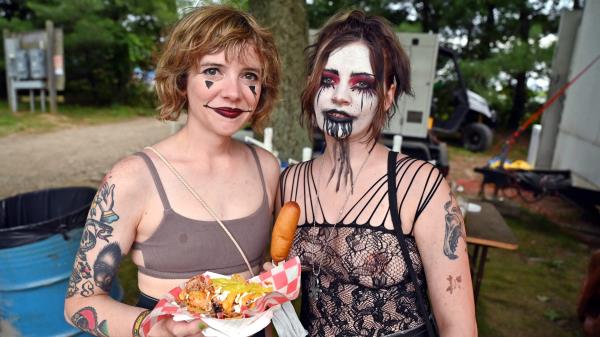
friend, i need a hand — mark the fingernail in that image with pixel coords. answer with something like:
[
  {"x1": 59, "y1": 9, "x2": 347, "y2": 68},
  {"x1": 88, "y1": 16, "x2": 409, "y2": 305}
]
[{"x1": 198, "y1": 322, "x2": 207, "y2": 330}]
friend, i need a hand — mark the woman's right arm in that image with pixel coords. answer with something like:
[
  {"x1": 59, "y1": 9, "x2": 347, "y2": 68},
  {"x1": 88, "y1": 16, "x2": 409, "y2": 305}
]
[
  {"x1": 63, "y1": 156, "x2": 205, "y2": 337},
  {"x1": 64, "y1": 156, "x2": 149, "y2": 336}
]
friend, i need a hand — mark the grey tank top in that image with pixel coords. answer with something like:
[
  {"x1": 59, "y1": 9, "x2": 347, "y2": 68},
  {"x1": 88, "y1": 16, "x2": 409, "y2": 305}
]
[{"x1": 132, "y1": 145, "x2": 272, "y2": 279}]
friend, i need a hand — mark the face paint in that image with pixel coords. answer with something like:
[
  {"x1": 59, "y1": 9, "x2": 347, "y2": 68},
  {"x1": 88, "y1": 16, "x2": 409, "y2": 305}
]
[
  {"x1": 322, "y1": 109, "x2": 354, "y2": 139},
  {"x1": 186, "y1": 48, "x2": 263, "y2": 136},
  {"x1": 314, "y1": 42, "x2": 378, "y2": 140},
  {"x1": 313, "y1": 42, "x2": 379, "y2": 192}
]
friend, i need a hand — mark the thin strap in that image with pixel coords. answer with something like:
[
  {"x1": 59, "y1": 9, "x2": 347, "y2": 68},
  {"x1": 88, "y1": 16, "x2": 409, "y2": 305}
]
[
  {"x1": 387, "y1": 151, "x2": 437, "y2": 337},
  {"x1": 415, "y1": 165, "x2": 444, "y2": 222},
  {"x1": 144, "y1": 146, "x2": 254, "y2": 277},
  {"x1": 245, "y1": 144, "x2": 268, "y2": 203},
  {"x1": 134, "y1": 152, "x2": 171, "y2": 210}
]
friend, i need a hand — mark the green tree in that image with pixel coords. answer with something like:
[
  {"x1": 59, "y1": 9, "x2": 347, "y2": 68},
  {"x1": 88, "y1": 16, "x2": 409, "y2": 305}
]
[
  {"x1": 2, "y1": 0, "x2": 178, "y2": 105},
  {"x1": 250, "y1": 0, "x2": 310, "y2": 161}
]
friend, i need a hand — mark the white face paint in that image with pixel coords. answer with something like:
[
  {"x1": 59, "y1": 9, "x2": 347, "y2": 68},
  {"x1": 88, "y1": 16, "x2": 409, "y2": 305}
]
[{"x1": 314, "y1": 42, "x2": 378, "y2": 140}]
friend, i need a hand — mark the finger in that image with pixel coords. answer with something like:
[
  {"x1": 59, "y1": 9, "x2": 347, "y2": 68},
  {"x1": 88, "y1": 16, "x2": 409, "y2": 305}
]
[
  {"x1": 173, "y1": 320, "x2": 206, "y2": 337},
  {"x1": 263, "y1": 261, "x2": 274, "y2": 271}
]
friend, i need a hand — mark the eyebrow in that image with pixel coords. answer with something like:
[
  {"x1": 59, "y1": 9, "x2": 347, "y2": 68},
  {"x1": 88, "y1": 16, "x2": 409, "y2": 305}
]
[
  {"x1": 350, "y1": 72, "x2": 375, "y2": 77},
  {"x1": 199, "y1": 62, "x2": 223, "y2": 68},
  {"x1": 243, "y1": 67, "x2": 261, "y2": 74},
  {"x1": 323, "y1": 68, "x2": 339, "y2": 75}
]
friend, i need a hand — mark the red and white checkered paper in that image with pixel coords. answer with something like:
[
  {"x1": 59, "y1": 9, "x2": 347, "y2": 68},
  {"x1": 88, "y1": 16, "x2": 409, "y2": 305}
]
[{"x1": 140, "y1": 257, "x2": 300, "y2": 337}]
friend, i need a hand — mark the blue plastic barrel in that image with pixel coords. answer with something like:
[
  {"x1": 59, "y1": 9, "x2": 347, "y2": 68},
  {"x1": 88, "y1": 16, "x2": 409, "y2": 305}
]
[{"x1": 0, "y1": 187, "x2": 123, "y2": 337}]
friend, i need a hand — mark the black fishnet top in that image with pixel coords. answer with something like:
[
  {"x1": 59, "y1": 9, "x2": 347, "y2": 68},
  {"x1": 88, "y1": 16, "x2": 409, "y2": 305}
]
[{"x1": 279, "y1": 155, "x2": 443, "y2": 336}]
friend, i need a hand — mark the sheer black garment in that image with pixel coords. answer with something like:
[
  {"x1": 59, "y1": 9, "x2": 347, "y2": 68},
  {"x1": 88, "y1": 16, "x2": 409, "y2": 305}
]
[{"x1": 280, "y1": 154, "x2": 443, "y2": 336}]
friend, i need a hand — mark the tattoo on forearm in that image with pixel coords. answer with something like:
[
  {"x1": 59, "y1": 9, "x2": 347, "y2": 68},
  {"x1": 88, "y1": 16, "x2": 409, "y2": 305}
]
[
  {"x1": 442, "y1": 192, "x2": 466, "y2": 260},
  {"x1": 446, "y1": 274, "x2": 462, "y2": 294},
  {"x1": 66, "y1": 182, "x2": 121, "y2": 298},
  {"x1": 70, "y1": 306, "x2": 110, "y2": 337}
]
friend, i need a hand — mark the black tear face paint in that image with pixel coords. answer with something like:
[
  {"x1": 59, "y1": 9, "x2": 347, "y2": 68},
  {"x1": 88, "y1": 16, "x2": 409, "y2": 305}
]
[
  {"x1": 249, "y1": 85, "x2": 256, "y2": 97},
  {"x1": 205, "y1": 80, "x2": 213, "y2": 89},
  {"x1": 322, "y1": 110, "x2": 354, "y2": 139},
  {"x1": 313, "y1": 42, "x2": 380, "y2": 192}
]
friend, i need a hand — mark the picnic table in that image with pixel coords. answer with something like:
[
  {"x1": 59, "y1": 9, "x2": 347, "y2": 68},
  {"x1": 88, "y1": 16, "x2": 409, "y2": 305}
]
[{"x1": 464, "y1": 201, "x2": 518, "y2": 303}]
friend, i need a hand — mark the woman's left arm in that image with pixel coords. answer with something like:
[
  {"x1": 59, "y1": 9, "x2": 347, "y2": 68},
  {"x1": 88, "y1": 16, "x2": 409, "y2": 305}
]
[{"x1": 413, "y1": 178, "x2": 477, "y2": 337}]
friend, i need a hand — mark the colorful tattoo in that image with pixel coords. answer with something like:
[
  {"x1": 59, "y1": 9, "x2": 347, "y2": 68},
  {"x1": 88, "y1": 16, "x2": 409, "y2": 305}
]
[
  {"x1": 71, "y1": 306, "x2": 109, "y2": 337},
  {"x1": 442, "y1": 193, "x2": 466, "y2": 260},
  {"x1": 445, "y1": 275, "x2": 462, "y2": 294}
]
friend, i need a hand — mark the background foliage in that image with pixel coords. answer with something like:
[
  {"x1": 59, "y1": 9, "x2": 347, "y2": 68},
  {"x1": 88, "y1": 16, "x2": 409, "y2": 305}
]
[
  {"x1": 0, "y1": 0, "x2": 177, "y2": 106},
  {"x1": 0, "y1": 0, "x2": 583, "y2": 129}
]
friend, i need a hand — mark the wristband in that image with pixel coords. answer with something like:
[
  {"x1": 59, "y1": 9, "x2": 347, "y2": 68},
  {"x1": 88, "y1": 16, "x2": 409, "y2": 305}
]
[{"x1": 132, "y1": 309, "x2": 151, "y2": 337}]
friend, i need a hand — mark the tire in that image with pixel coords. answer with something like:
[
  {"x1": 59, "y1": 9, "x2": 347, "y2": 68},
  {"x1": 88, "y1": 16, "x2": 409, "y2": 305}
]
[{"x1": 462, "y1": 123, "x2": 493, "y2": 152}]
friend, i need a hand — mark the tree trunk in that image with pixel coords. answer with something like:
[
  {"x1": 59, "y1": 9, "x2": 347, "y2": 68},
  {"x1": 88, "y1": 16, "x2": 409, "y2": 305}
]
[
  {"x1": 249, "y1": 0, "x2": 311, "y2": 162},
  {"x1": 508, "y1": 71, "x2": 527, "y2": 130},
  {"x1": 508, "y1": 3, "x2": 530, "y2": 130},
  {"x1": 479, "y1": 2, "x2": 495, "y2": 59},
  {"x1": 419, "y1": 0, "x2": 438, "y2": 33}
]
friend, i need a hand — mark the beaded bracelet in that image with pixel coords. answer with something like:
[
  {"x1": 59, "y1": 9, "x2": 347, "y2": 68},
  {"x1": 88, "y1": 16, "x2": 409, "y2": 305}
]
[{"x1": 132, "y1": 309, "x2": 151, "y2": 337}]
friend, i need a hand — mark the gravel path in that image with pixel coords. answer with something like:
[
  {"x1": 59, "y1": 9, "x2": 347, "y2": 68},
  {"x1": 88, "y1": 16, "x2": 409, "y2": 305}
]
[{"x1": 0, "y1": 118, "x2": 174, "y2": 199}]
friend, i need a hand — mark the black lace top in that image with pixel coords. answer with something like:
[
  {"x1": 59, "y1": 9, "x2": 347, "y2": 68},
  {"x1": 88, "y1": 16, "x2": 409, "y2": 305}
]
[{"x1": 279, "y1": 154, "x2": 443, "y2": 336}]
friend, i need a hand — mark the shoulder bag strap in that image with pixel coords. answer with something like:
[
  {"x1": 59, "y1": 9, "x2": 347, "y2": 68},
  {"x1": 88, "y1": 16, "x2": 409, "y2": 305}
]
[
  {"x1": 145, "y1": 146, "x2": 254, "y2": 277},
  {"x1": 387, "y1": 151, "x2": 437, "y2": 337}
]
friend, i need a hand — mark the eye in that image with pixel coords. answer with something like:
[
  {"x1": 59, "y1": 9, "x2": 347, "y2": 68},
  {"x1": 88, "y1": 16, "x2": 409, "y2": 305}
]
[
  {"x1": 202, "y1": 67, "x2": 220, "y2": 76},
  {"x1": 353, "y1": 81, "x2": 371, "y2": 90},
  {"x1": 350, "y1": 75, "x2": 376, "y2": 93},
  {"x1": 242, "y1": 72, "x2": 259, "y2": 81},
  {"x1": 321, "y1": 76, "x2": 335, "y2": 87}
]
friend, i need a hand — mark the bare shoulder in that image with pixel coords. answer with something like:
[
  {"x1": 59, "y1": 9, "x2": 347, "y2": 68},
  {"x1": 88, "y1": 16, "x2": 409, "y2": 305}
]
[
  {"x1": 250, "y1": 145, "x2": 280, "y2": 181},
  {"x1": 102, "y1": 153, "x2": 153, "y2": 200}
]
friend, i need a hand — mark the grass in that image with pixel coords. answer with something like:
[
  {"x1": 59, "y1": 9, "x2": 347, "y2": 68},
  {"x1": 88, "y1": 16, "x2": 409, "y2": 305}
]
[
  {"x1": 476, "y1": 210, "x2": 590, "y2": 337},
  {"x1": 0, "y1": 102, "x2": 156, "y2": 138}
]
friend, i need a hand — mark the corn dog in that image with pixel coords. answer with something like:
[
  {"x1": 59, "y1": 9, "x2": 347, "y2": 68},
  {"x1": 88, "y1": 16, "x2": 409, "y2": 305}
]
[{"x1": 270, "y1": 201, "x2": 301, "y2": 263}]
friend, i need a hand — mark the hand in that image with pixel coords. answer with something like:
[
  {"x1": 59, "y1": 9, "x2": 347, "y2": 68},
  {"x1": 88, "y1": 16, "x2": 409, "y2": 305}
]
[{"x1": 147, "y1": 318, "x2": 207, "y2": 337}]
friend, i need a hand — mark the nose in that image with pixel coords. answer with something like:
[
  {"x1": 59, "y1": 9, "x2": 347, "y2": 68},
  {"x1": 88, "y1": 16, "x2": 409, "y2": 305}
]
[
  {"x1": 331, "y1": 82, "x2": 351, "y2": 106},
  {"x1": 220, "y1": 74, "x2": 243, "y2": 101}
]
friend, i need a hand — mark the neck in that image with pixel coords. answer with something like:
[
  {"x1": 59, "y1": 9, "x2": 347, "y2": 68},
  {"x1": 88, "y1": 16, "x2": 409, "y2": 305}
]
[
  {"x1": 315, "y1": 134, "x2": 379, "y2": 194},
  {"x1": 173, "y1": 121, "x2": 235, "y2": 160},
  {"x1": 321, "y1": 134, "x2": 376, "y2": 166}
]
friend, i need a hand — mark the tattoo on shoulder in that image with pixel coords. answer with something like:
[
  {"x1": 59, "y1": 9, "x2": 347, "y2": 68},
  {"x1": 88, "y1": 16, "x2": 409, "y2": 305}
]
[
  {"x1": 446, "y1": 274, "x2": 462, "y2": 294},
  {"x1": 442, "y1": 192, "x2": 466, "y2": 260},
  {"x1": 70, "y1": 306, "x2": 110, "y2": 337},
  {"x1": 66, "y1": 182, "x2": 121, "y2": 299}
]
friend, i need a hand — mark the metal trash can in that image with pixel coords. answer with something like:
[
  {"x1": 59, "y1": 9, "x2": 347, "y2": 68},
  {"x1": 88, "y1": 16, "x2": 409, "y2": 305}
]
[{"x1": 0, "y1": 187, "x2": 123, "y2": 337}]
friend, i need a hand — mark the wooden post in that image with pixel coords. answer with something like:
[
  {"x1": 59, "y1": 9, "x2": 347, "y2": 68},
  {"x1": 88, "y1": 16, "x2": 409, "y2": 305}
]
[{"x1": 45, "y1": 20, "x2": 57, "y2": 113}]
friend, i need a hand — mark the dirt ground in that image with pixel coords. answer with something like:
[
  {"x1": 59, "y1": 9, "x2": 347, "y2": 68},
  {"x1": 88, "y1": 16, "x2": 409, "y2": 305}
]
[{"x1": 0, "y1": 117, "x2": 174, "y2": 199}]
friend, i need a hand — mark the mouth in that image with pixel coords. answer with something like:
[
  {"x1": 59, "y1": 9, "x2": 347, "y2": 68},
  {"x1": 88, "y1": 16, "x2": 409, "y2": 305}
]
[
  {"x1": 323, "y1": 109, "x2": 355, "y2": 123},
  {"x1": 204, "y1": 104, "x2": 252, "y2": 119}
]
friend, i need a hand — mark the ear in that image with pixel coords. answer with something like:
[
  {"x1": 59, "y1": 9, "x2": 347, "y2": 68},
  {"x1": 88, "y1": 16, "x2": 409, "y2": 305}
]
[{"x1": 384, "y1": 82, "x2": 396, "y2": 111}]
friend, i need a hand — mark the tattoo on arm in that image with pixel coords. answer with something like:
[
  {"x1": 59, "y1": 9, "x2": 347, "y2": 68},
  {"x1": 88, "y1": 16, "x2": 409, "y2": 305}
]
[
  {"x1": 442, "y1": 192, "x2": 466, "y2": 260},
  {"x1": 67, "y1": 182, "x2": 121, "y2": 298},
  {"x1": 70, "y1": 306, "x2": 110, "y2": 337},
  {"x1": 94, "y1": 243, "x2": 122, "y2": 292},
  {"x1": 445, "y1": 274, "x2": 463, "y2": 294}
]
